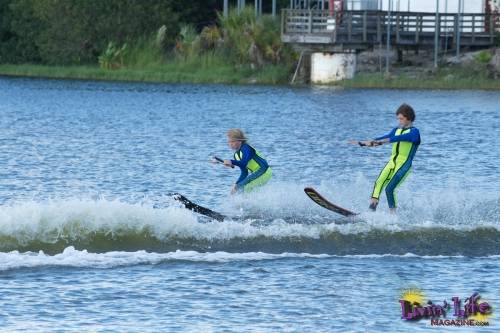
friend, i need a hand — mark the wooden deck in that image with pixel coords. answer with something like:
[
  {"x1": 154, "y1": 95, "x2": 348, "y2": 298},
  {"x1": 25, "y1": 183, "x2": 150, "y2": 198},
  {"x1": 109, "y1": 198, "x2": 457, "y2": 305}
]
[{"x1": 281, "y1": 9, "x2": 499, "y2": 52}]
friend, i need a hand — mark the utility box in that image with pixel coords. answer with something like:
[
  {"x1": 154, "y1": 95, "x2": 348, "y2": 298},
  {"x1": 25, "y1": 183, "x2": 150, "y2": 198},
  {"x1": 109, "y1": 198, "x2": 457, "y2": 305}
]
[{"x1": 311, "y1": 52, "x2": 357, "y2": 83}]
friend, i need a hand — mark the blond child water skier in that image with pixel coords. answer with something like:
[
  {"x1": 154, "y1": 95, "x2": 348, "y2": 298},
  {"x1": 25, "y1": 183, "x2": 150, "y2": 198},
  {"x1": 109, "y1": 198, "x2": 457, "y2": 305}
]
[{"x1": 219, "y1": 129, "x2": 272, "y2": 194}]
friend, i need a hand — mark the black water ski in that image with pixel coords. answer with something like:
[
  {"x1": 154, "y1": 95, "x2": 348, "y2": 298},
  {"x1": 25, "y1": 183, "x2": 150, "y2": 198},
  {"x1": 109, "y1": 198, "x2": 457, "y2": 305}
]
[
  {"x1": 304, "y1": 187, "x2": 357, "y2": 217},
  {"x1": 173, "y1": 193, "x2": 226, "y2": 222}
]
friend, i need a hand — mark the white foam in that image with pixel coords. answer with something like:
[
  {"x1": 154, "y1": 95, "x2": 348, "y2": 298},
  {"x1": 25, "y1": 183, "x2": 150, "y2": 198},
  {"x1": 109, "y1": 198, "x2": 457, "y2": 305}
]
[
  {"x1": 0, "y1": 247, "x2": 330, "y2": 270},
  {"x1": 222, "y1": 178, "x2": 500, "y2": 232},
  {"x1": 1, "y1": 247, "x2": 498, "y2": 271},
  {"x1": 0, "y1": 196, "x2": 406, "y2": 246},
  {"x1": 0, "y1": 178, "x2": 498, "y2": 249}
]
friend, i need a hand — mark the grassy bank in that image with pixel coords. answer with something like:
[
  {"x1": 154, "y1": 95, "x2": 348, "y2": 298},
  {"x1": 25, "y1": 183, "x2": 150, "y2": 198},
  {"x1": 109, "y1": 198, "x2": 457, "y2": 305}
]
[
  {"x1": 340, "y1": 72, "x2": 500, "y2": 90},
  {"x1": 340, "y1": 53, "x2": 499, "y2": 90},
  {"x1": 2, "y1": 62, "x2": 499, "y2": 89},
  {"x1": 1, "y1": 57, "x2": 498, "y2": 89},
  {"x1": 0, "y1": 59, "x2": 291, "y2": 85}
]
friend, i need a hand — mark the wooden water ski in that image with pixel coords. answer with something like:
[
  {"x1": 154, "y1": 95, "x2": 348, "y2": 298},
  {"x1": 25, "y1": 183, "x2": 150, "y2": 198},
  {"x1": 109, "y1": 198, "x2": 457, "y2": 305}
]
[
  {"x1": 304, "y1": 187, "x2": 357, "y2": 217},
  {"x1": 173, "y1": 193, "x2": 226, "y2": 222}
]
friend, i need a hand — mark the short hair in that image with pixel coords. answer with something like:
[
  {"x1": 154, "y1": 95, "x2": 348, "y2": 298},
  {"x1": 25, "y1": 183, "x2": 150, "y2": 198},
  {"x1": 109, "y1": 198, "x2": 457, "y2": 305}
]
[{"x1": 396, "y1": 103, "x2": 416, "y2": 121}]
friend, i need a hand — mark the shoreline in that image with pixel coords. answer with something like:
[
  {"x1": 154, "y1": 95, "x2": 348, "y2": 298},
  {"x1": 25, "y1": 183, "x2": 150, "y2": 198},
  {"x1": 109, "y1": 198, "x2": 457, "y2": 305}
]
[
  {"x1": 1, "y1": 64, "x2": 499, "y2": 90},
  {"x1": 341, "y1": 72, "x2": 500, "y2": 91},
  {"x1": 0, "y1": 63, "x2": 291, "y2": 86}
]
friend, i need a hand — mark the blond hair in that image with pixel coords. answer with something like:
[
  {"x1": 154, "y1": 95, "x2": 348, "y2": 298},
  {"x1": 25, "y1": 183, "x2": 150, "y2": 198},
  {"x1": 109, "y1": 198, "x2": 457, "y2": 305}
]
[{"x1": 227, "y1": 129, "x2": 248, "y2": 142}]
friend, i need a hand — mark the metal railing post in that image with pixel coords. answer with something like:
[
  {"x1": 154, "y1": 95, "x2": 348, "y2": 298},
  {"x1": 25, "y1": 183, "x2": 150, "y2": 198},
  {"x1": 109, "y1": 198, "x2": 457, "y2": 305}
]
[
  {"x1": 223, "y1": 0, "x2": 228, "y2": 17},
  {"x1": 456, "y1": 0, "x2": 462, "y2": 57},
  {"x1": 489, "y1": 13, "x2": 495, "y2": 44},
  {"x1": 434, "y1": 0, "x2": 440, "y2": 68},
  {"x1": 281, "y1": 9, "x2": 285, "y2": 35},
  {"x1": 386, "y1": 0, "x2": 392, "y2": 74},
  {"x1": 363, "y1": 11, "x2": 367, "y2": 43},
  {"x1": 471, "y1": 15, "x2": 475, "y2": 43},
  {"x1": 308, "y1": 10, "x2": 313, "y2": 33}
]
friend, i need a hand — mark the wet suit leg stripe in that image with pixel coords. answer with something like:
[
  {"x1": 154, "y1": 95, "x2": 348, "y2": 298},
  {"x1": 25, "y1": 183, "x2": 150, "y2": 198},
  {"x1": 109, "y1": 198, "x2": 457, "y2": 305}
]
[
  {"x1": 385, "y1": 143, "x2": 417, "y2": 208},
  {"x1": 371, "y1": 163, "x2": 394, "y2": 199},
  {"x1": 385, "y1": 160, "x2": 412, "y2": 208}
]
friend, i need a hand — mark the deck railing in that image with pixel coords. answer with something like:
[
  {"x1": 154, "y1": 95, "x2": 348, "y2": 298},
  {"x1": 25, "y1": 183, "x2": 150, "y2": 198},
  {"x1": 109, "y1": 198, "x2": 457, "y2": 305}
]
[{"x1": 282, "y1": 9, "x2": 499, "y2": 47}]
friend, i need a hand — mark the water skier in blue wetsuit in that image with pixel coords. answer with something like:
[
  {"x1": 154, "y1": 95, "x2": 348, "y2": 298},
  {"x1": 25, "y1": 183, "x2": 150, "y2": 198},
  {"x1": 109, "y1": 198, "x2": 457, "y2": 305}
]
[
  {"x1": 218, "y1": 129, "x2": 272, "y2": 195},
  {"x1": 350, "y1": 104, "x2": 421, "y2": 213}
]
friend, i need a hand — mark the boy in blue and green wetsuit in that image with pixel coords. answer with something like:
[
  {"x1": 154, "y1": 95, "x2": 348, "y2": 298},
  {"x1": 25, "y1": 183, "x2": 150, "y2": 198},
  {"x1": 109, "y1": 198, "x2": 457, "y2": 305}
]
[
  {"x1": 351, "y1": 104, "x2": 421, "y2": 212},
  {"x1": 222, "y1": 129, "x2": 272, "y2": 194}
]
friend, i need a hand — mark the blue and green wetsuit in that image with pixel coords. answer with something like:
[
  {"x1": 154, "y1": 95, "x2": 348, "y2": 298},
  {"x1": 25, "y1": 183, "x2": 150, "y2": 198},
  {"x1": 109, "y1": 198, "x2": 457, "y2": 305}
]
[
  {"x1": 371, "y1": 127, "x2": 421, "y2": 208},
  {"x1": 231, "y1": 143, "x2": 272, "y2": 193}
]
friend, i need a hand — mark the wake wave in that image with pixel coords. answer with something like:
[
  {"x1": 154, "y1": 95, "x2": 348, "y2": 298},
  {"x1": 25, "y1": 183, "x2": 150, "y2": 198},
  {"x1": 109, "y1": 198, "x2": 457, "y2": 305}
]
[
  {"x1": 0, "y1": 185, "x2": 498, "y2": 256},
  {"x1": 1, "y1": 247, "x2": 498, "y2": 271}
]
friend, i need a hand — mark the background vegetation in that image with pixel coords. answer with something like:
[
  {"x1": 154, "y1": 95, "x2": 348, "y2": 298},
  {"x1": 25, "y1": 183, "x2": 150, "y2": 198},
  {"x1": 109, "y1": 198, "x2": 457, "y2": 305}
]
[
  {"x1": 0, "y1": 0, "x2": 497, "y2": 87},
  {"x1": 0, "y1": 0, "x2": 294, "y2": 84},
  {"x1": 0, "y1": 0, "x2": 218, "y2": 64}
]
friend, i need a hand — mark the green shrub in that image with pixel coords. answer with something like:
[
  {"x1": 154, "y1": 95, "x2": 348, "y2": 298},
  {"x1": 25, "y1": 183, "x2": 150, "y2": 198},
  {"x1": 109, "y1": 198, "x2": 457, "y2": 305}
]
[
  {"x1": 217, "y1": 7, "x2": 295, "y2": 68},
  {"x1": 175, "y1": 24, "x2": 201, "y2": 59},
  {"x1": 98, "y1": 42, "x2": 128, "y2": 69},
  {"x1": 123, "y1": 37, "x2": 163, "y2": 68},
  {"x1": 200, "y1": 26, "x2": 222, "y2": 50},
  {"x1": 475, "y1": 50, "x2": 493, "y2": 64}
]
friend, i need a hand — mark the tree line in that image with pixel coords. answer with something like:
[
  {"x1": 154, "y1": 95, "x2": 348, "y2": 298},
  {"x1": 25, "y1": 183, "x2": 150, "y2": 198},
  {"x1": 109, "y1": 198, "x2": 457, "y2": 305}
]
[{"x1": 0, "y1": 0, "x2": 222, "y2": 64}]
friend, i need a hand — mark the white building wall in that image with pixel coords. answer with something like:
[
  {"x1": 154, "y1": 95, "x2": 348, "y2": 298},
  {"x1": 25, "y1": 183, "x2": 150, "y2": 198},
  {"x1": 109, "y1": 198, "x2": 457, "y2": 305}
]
[
  {"x1": 345, "y1": 0, "x2": 485, "y2": 13},
  {"x1": 383, "y1": 0, "x2": 484, "y2": 13}
]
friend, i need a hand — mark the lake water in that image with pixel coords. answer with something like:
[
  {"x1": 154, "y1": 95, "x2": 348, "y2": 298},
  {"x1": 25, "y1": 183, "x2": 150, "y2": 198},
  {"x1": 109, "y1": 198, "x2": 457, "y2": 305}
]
[{"x1": 0, "y1": 77, "x2": 499, "y2": 332}]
